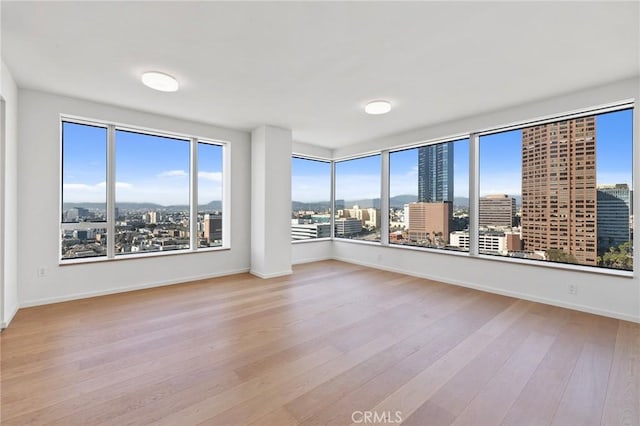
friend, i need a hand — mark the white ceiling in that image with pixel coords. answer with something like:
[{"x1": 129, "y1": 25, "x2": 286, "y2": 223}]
[{"x1": 2, "y1": 1, "x2": 638, "y2": 149}]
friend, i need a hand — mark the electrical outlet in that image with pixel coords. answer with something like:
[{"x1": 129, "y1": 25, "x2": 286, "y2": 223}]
[
  {"x1": 568, "y1": 283, "x2": 577, "y2": 295},
  {"x1": 37, "y1": 267, "x2": 47, "y2": 277}
]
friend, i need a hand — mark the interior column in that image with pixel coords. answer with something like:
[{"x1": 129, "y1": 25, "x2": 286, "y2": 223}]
[{"x1": 250, "y1": 125, "x2": 293, "y2": 278}]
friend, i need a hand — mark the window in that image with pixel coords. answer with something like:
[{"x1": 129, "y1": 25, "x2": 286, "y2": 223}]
[
  {"x1": 479, "y1": 107, "x2": 633, "y2": 271},
  {"x1": 291, "y1": 157, "x2": 331, "y2": 241},
  {"x1": 198, "y1": 142, "x2": 224, "y2": 248},
  {"x1": 334, "y1": 154, "x2": 381, "y2": 242},
  {"x1": 60, "y1": 119, "x2": 227, "y2": 262},
  {"x1": 115, "y1": 130, "x2": 190, "y2": 255},
  {"x1": 61, "y1": 122, "x2": 108, "y2": 259},
  {"x1": 389, "y1": 139, "x2": 469, "y2": 251}
]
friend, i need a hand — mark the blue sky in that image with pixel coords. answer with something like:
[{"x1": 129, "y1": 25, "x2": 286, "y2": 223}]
[
  {"x1": 62, "y1": 123, "x2": 222, "y2": 205},
  {"x1": 65, "y1": 109, "x2": 633, "y2": 205},
  {"x1": 292, "y1": 157, "x2": 331, "y2": 203},
  {"x1": 292, "y1": 108, "x2": 633, "y2": 203},
  {"x1": 335, "y1": 155, "x2": 381, "y2": 202}
]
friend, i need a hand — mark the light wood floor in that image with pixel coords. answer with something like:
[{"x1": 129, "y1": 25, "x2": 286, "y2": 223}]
[{"x1": 1, "y1": 260, "x2": 638, "y2": 425}]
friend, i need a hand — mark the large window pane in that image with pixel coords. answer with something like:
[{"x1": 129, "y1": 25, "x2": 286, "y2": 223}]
[
  {"x1": 198, "y1": 142, "x2": 224, "y2": 248},
  {"x1": 114, "y1": 130, "x2": 190, "y2": 255},
  {"x1": 389, "y1": 139, "x2": 469, "y2": 251},
  {"x1": 61, "y1": 121, "x2": 107, "y2": 259},
  {"x1": 479, "y1": 109, "x2": 633, "y2": 271},
  {"x1": 291, "y1": 157, "x2": 331, "y2": 241},
  {"x1": 335, "y1": 155, "x2": 381, "y2": 242}
]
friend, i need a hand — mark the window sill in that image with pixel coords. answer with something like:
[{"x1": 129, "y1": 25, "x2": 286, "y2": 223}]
[
  {"x1": 59, "y1": 246, "x2": 230, "y2": 266},
  {"x1": 385, "y1": 242, "x2": 471, "y2": 257},
  {"x1": 333, "y1": 238, "x2": 634, "y2": 277},
  {"x1": 292, "y1": 238, "x2": 332, "y2": 244},
  {"x1": 475, "y1": 253, "x2": 634, "y2": 278},
  {"x1": 333, "y1": 238, "x2": 381, "y2": 246}
]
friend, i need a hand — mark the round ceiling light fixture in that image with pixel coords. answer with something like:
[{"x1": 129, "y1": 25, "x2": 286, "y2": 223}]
[
  {"x1": 365, "y1": 100, "x2": 391, "y2": 115},
  {"x1": 141, "y1": 71, "x2": 179, "y2": 92}
]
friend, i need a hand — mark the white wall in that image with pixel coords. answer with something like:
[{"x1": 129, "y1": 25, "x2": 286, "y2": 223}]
[
  {"x1": 333, "y1": 76, "x2": 640, "y2": 323},
  {"x1": 333, "y1": 76, "x2": 638, "y2": 159},
  {"x1": 17, "y1": 89, "x2": 251, "y2": 306},
  {"x1": 335, "y1": 242, "x2": 639, "y2": 322},
  {"x1": 1, "y1": 61, "x2": 19, "y2": 327},
  {"x1": 292, "y1": 240, "x2": 333, "y2": 265},
  {"x1": 292, "y1": 141, "x2": 332, "y2": 160}
]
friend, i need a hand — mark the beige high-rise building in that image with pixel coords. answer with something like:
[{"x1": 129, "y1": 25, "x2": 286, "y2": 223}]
[
  {"x1": 479, "y1": 194, "x2": 515, "y2": 228},
  {"x1": 521, "y1": 117, "x2": 597, "y2": 265},
  {"x1": 343, "y1": 206, "x2": 380, "y2": 229},
  {"x1": 407, "y1": 202, "x2": 451, "y2": 245}
]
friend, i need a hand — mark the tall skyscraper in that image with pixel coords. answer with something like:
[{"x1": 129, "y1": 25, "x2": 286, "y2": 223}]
[
  {"x1": 521, "y1": 117, "x2": 597, "y2": 265},
  {"x1": 479, "y1": 194, "x2": 516, "y2": 228},
  {"x1": 597, "y1": 184, "x2": 631, "y2": 252},
  {"x1": 418, "y1": 143, "x2": 454, "y2": 202}
]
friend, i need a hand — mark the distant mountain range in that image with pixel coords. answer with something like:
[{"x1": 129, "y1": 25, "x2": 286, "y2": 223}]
[
  {"x1": 294, "y1": 194, "x2": 522, "y2": 211},
  {"x1": 63, "y1": 201, "x2": 222, "y2": 212},
  {"x1": 67, "y1": 194, "x2": 521, "y2": 213},
  {"x1": 295, "y1": 195, "x2": 473, "y2": 210}
]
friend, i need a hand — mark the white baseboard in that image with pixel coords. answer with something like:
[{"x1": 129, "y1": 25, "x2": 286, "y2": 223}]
[
  {"x1": 335, "y1": 256, "x2": 640, "y2": 324},
  {"x1": 1, "y1": 304, "x2": 19, "y2": 329},
  {"x1": 292, "y1": 256, "x2": 333, "y2": 265},
  {"x1": 19, "y1": 267, "x2": 251, "y2": 308},
  {"x1": 250, "y1": 269, "x2": 293, "y2": 279},
  {"x1": 11, "y1": 255, "x2": 639, "y2": 324}
]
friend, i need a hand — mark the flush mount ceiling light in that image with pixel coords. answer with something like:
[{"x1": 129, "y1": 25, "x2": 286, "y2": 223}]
[
  {"x1": 141, "y1": 71, "x2": 179, "y2": 92},
  {"x1": 365, "y1": 100, "x2": 391, "y2": 115}
]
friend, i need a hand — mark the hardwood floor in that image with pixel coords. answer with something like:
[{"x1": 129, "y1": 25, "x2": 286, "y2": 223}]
[{"x1": 1, "y1": 260, "x2": 638, "y2": 425}]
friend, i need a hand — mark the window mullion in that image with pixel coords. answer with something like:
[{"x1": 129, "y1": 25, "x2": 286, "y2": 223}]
[
  {"x1": 190, "y1": 138, "x2": 198, "y2": 251},
  {"x1": 106, "y1": 125, "x2": 116, "y2": 258},
  {"x1": 380, "y1": 151, "x2": 390, "y2": 246},
  {"x1": 469, "y1": 133, "x2": 479, "y2": 256},
  {"x1": 330, "y1": 161, "x2": 336, "y2": 239}
]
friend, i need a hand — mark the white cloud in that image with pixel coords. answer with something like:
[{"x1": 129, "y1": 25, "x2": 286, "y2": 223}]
[
  {"x1": 158, "y1": 170, "x2": 188, "y2": 178},
  {"x1": 292, "y1": 175, "x2": 331, "y2": 202},
  {"x1": 198, "y1": 172, "x2": 223, "y2": 203},
  {"x1": 64, "y1": 181, "x2": 133, "y2": 203},
  {"x1": 335, "y1": 173, "x2": 381, "y2": 201},
  {"x1": 63, "y1": 183, "x2": 97, "y2": 191},
  {"x1": 198, "y1": 171, "x2": 222, "y2": 182},
  {"x1": 95, "y1": 181, "x2": 133, "y2": 189}
]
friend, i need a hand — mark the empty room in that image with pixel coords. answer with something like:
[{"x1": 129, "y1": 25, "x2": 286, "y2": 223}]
[{"x1": 1, "y1": 1, "x2": 638, "y2": 425}]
